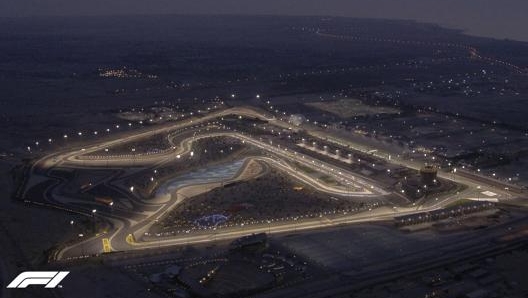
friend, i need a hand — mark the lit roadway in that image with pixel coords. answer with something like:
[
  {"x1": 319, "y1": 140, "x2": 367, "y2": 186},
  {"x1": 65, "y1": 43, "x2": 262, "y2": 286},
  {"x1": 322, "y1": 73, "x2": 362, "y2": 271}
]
[
  {"x1": 24, "y1": 106, "x2": 516, "y2": 259},
  {"x1": 55, "y1": 132, "x2": 385, "y2": 260}
]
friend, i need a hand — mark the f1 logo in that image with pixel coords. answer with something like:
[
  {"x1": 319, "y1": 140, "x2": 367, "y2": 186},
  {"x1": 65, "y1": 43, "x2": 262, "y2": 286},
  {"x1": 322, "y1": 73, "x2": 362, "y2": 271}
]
[{"x1": 7, "y1": 271, "x2": 69, "y2": 288}]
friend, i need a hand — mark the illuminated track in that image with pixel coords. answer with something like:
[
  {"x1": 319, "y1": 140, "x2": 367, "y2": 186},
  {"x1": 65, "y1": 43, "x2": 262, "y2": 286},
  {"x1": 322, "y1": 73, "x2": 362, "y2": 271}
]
[{"x1": 21, "y1": 106, "x2": 516, "y2": 259}]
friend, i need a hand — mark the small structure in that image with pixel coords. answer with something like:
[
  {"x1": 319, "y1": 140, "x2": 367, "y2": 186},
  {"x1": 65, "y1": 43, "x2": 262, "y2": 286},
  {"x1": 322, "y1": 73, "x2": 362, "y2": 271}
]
[
  {"x1": 95, "y1": 197, "x2": 113, "y2": 206},
  {"x1": 420, "y1": 165, "x2": 438, "y2": 186},
  {"x1": 289, "y1": 114, "x2": 306, "y2": 126},
  {"x1": 229, "y1": 233, "x2": 267, "y2": 251}
]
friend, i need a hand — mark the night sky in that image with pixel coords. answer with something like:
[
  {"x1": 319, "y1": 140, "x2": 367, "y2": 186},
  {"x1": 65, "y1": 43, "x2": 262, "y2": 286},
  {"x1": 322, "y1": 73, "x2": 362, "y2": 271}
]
[{"x1": 2, "y1": 0, "x2": 528, "y2": 41}]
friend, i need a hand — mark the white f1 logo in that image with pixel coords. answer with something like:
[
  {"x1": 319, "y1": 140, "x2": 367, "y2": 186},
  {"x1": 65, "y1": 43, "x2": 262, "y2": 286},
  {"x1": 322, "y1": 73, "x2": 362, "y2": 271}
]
[{"x1": 7, "y1": 271, "x2": 69, "y2": 288}]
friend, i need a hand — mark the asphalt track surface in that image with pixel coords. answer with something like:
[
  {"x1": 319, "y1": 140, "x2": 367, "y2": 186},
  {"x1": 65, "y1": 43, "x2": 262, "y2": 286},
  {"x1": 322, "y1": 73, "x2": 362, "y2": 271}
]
[{"x1": 22, "y1": 107, "x2": 516, "y2": 260}]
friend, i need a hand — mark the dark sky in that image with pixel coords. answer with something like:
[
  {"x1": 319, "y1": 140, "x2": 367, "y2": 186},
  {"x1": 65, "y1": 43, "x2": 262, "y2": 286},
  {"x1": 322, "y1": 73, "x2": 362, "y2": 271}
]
[{"x1": 2, "y1": 0, "x2": 528, "y2": 41}]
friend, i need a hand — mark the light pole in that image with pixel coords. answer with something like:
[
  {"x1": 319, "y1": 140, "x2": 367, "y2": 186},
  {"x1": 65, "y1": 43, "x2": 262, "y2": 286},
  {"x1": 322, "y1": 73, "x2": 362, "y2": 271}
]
[
  {"x1": 70, "y1": 220, "x2": 74, "y2": 235},
  {"x1": 79, "y1": 233, "x2": 85, "y2": 256},
  {"x1": 154, "y1": 219, "x2": 160, "y2": 249},
  {"x1": 92, "y1": 209, "x2": 97, "y2": 233}
]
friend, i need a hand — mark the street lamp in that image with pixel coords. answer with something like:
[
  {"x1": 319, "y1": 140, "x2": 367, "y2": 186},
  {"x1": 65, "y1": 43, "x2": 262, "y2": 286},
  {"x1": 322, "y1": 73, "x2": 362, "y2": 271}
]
[{"x1": 92, "y1": 209, "x2": 97, "y2": 233}]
